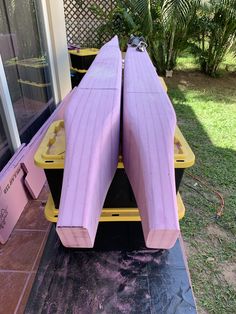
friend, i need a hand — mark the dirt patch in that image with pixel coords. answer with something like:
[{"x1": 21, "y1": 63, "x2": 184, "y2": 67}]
[
  {"x1": 183, "y1": 241, "x2": 192, "y2": 259},
  {"x1": 221, "y1": 263, "x2": 236, "y2": 288},
  {"x1": 206, "y1": 224, "x2": 229, "y2": 241},
  {"x1": 197, "y1": 306, "x2": 209, "y2": 314},
  {"x1": 182, "y1": 239, "x2": 199, "y2": 259},
  {"x1": 165, "y1": 70, "x2": 236, "y2": 92}
]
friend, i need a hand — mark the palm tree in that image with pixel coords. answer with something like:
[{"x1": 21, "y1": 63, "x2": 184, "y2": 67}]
[
  {"x1": 162, "y1": 0, "x2": 198, "y2": 70},
  {"x1": 192, "y1": 0, "x2": 236, "y2": 76},
  {"x1": 121, "y1": 0, "x2": 199, "y2": 73},
  {"x1": 91, "y1": 0, "x2": 198, "y2": 74}
]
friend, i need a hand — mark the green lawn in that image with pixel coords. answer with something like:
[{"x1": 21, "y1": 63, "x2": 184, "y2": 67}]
[
  {"x1": 166, "y1": 65, "x2": 236, "y2": 313},
  {"x1": 176, "y1": 51, "x2": 236, "y2": 74}
]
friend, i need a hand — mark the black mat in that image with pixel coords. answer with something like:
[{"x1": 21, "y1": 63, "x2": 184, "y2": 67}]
[{"x1": 26, "y1": 223, "x2": 197, "y2": 314}]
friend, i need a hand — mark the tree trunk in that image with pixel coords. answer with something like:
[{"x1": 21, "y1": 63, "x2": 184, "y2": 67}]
[{"x1": 166, "y1": 19, "x2": 177, "y2": 71}]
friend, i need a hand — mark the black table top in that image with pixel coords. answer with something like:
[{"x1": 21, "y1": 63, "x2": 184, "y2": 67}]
[{"x1": 26, "y1": 222, "x2": 197, "y2": 314}]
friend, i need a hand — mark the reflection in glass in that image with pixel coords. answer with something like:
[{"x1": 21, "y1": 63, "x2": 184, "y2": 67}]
[{"x1": 0, "y1": 0, "x2": 55, "y2": 145}]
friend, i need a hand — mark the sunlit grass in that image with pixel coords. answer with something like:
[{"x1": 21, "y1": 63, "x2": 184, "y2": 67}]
[
  {"x1": 176, "y1": 53, "x2": 198, "y2": 70},
  {"x1": 176, "y1": 51, "x2": 236, "y2": 73},
  {"x1": 177, "y1": 91, "x2": 236, "y2": 150},
  {"x1": 166, "y1": 70, "x2": 236, "y2": 313},
  {"x1": 220, "y1": 52, "x2": 236, "y2": 72}
]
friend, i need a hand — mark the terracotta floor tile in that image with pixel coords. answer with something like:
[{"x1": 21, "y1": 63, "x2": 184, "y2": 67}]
[
  {"x1": 33, "y1": 227, "x2": 51, "y2": 271},
  {"x1": 16, "y1": 273, "x2": 36, "y2": 314},
  {"x1": 15, "y1": 200, "x2": 50, "y2": 231},
  {"x1": 0, "y1": 230, "x2": 45, "y2": 271},
  {"x1": 0, "y1": 272, "x2": 28, "y2": 314}
]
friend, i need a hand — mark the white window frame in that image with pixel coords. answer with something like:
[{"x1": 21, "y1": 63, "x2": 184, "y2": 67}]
[
  {"x1": 37, "y1": 0, "x2": 71, "y2": 105},
  {"x1": 0, "y1": 55, "x2": 21, "y2": 152},
  {"x1": 0, "y1": 0, "x2": 70, "y2": 161}
]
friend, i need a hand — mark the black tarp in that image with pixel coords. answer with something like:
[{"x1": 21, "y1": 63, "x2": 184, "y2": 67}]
[{"x1": 26, "y1": 222, "x2": 197, "y2": 314}]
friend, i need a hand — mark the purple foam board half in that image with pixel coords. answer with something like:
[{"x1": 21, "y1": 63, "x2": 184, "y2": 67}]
[
  {"x1": 0, "y1": 87, "x2": 78, "y2": 244},
  {"x1": 0, "y1": 144, "x2": 25, "y2": 180},
  {"x1": 21, "y1": 143, "x2": 46, "y2": 200},
  {"x1": 124, "y1": 47, "x2": 165, "y2": 94},
  {"x1": 56, "y1": 37, "x2": 122, "y2": 247},
  {"x1": 0, "y1": 147, "x2": 29, "y2": 244},
  {"x1": 28, "y1": 87, "x2": 78, "y2": 147},
  {"x1": 78, "y1": 36, "x2": 122, "y2": 90},
  {"x1": 123, "y1": 46, "x2": 179, "y2": 249},
  {"x1": 21, "y1": 87, "x2": 78, "y2": 199}
]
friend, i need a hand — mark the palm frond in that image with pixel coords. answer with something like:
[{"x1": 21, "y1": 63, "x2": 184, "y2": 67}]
[
  {"x1": 123, "y1": 0, "x2": 153, "y2": 35},
  {"x1": 162, "y1": 0, "x2": 198, "y2": 25}
]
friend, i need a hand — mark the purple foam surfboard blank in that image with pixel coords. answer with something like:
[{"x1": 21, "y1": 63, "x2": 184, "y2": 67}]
[
  {"x1": 0, "y1": 88, "x2": 78, "y2": 244},
  {"x1": 123, "y1": 46, "x2": 180, "y2": 249},
  {"x1": 22, "y1": 87, "x2": 79, "y2": 199},
  {"x1": 78, "y1": 36, "x2": 122, "y2": 90},
  {"x1": 56, "y1": 36, "x2": 122, "y2": 247}
]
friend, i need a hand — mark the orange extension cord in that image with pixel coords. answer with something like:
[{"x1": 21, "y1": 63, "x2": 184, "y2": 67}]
[{"x1": 186, "y1": 172, "x2": 225, "y2": 219}]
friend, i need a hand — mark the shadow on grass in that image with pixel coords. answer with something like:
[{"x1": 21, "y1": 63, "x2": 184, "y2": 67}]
[
  {"x1": 167, "y1": 82, "x2": 236, "y2": 313},
  {"x1": 168, "y1": 85, "x2": 236, "y2": 233}
]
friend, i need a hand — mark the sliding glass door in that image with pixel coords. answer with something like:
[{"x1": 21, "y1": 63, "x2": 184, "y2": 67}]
[
  {"x1": 0, "y1": 0, "x2": 55, "y2": 170},
  {"x1": 0, "y1": 98, "x2": 12, "y2": 170}
]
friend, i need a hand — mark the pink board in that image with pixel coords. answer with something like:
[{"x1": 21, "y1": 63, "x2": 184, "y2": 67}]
[
  {"x1": 21, "y1": 87, "x2": 78, "y2": 199},
  {"x1": 0, "y1": 146, "x2": 29, "y2": 244},
  {"x1": 21, "y1": 143, "x2": 46, "y2": 200},
  {"x1": 56, "y1": 37, "x2": 122, "y2": 247},
  {"x1": 78, "y1": 37, "x2": 122, "y2": 90},
  {"x1": 123, "y1": 46, "x2": 179, "y2": 249},
  {"x1": 0, "y1": 88, "x2": 78, "y2": 244},
  {"x1": 0, "y1": 145, "x2": 25, "y2": 180}
]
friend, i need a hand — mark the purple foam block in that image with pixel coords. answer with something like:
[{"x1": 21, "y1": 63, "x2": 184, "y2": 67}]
[
  {"x1": 56, "y1": 36, "x2": 122, "y2": 247},
  {"x1": 21, "y1": 87, "x2": 79, "y2": 199},
  {"x1": 78, "y1": 36, "x2": 122, "y2": 90},
  {"x1": 123, "y1": 46, "x2": 180, "y2": 249},
  {"x1": 0, "y1": 87, "x2": 78, "y2": 244}
]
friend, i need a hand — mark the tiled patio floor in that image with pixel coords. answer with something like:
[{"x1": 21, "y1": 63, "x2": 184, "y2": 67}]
[
  {"x1": 0, "y1": 184, "x2": 196, "y2": 313},
  {"x1": 0, "y1": 185, "x2": 50, "y2": 314}
]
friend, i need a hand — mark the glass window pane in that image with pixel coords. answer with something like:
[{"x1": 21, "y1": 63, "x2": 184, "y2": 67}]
[
  {"x1": 0, "y1": 98, "x2": 12, "y2": 171},
  {"x1": 0, "y1": 0, "x2": 55, "y2": 145}
]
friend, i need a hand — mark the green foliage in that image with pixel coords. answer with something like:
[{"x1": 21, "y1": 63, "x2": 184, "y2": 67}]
[
  {"x1": 90, "y1": 0, "x2": 236, "y2": 76},
  {"x1": 90, "y1": 0, "x2": 198, "y2": 74},
  {"x1": 123, "y1": 0, "x2": 153, "y2": 36},
  {"x1": 90, "y1": 2, "x2": 136, "y2": 50},
  {"x1": 191, "y1": 0, "x2": 236, "y2": 76},
  {"x1": 161, "y1": 0, "x2": 199, "y2": 70}
]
